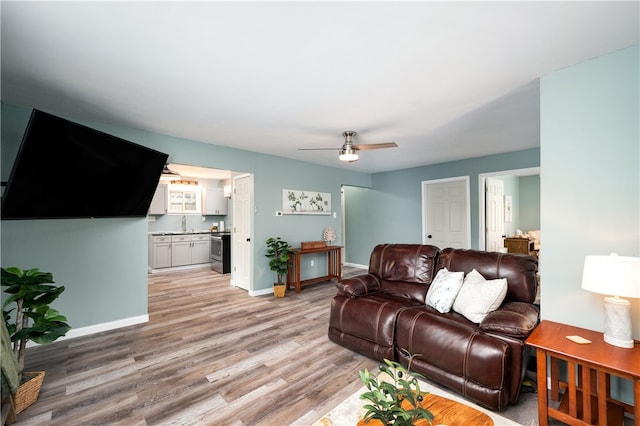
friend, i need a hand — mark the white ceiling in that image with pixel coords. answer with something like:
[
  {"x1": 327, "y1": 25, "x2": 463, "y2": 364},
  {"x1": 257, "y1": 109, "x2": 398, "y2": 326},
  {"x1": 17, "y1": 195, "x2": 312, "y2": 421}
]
[{"x1": 1, "y1": 2, "x2": 638, "y2": 174}]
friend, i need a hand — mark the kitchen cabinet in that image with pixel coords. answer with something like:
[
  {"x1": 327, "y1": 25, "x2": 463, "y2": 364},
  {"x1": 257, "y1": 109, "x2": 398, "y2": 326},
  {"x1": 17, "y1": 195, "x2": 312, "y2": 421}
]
[
  {"x1": 171, "y1": 234, "x2": 211, "y2": 267},
  {"x1": 204, "y1": 187, "x2": 228, "y2": 215},
  {"x1": 150, "y1": 233, "x2": 211, "y2": 269},
  {"x1": 171, "y1": 235, "x2": 192, "y2": 266},
  {"x1": 148, "y1": 184, "x2": 167, "y2": 215},
  {"x1": 191, "y1": 235, "x2": 211, "y2": 264},
  {"x1": 150, "y1": 235, "x2": 172, "y2": 268}
]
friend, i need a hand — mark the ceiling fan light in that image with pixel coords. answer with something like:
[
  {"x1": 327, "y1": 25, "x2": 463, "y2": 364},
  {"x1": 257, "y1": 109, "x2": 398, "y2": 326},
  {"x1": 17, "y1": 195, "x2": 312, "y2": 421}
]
[{"x1": 339, "y1": 148, "x2": 359, "y2": 162}]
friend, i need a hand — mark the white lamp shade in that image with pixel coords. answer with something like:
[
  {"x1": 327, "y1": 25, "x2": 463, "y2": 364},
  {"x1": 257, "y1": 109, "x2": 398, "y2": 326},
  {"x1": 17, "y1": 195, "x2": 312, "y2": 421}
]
[{"x1": 581, "y1": 254, "x2": 640, "y2": 298}]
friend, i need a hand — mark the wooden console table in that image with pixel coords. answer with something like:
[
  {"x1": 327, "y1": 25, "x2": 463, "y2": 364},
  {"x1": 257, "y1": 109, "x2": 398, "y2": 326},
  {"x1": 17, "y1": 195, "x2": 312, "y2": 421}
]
[
  {"x1": 286, "y1": 245, "x2": 342, "y2": 293},
  {"x1": 503, "y1": 237, "x2": 534, "y2": 255},
  {"x1": 526, "y1": 320, "x2": 639, "y2": 426}
]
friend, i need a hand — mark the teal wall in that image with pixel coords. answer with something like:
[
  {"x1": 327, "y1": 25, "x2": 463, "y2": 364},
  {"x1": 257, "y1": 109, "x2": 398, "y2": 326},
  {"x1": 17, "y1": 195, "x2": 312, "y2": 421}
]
[
  {"x1": 1, "y1": 103, "x2": 372, "y2": 329},
  {"x1": 540, "y1": 45, "x2": 639, "y2": 336},
  {"x1": 343, "y1": 185, "x2": 373, "y2": 265},
  {"x1": 343, "y1": 149, "x2": 540, "y2": 265},
  {"x1": 519, "y1": 175, "x2": 540, "y2": 230},
  {"x1": 540, "y1": 45, "x2": 639, "y2": 404}
]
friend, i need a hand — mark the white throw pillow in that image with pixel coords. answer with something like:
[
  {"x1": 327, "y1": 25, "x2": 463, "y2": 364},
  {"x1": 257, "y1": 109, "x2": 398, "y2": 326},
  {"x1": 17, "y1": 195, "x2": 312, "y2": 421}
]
[
  {"x1": 453, "y1": 269, "x2": 508, "y2": 323},
  {"x1": 426, "y1": 268, "x2": 464, "y2": 313}
]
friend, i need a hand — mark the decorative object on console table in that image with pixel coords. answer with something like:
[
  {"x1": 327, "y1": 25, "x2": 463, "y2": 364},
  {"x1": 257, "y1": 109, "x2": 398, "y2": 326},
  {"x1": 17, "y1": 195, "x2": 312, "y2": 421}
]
[
  {"x1": 265, "y1": 237, "x2": 291, "y2": 298},
  {"x1": 581, "y1": 253, "x2": 640, "y2": 348},
  {"x1": 1, "y1": 267, "x2": 71, "y2": 413},
  {"x1": 301, "y1": 241, "x2": 325, "y2": 250},
  {"x1": 323, "y1": 227, "x2": 336, "y2": 245}
]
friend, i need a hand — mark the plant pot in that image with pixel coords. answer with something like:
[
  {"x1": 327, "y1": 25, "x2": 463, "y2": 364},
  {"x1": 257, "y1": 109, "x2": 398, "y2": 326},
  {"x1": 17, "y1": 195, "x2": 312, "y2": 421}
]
[
  {"x1": 273, "y1": 284, "x2": 286, "y2": 297},
  {"x1": 13, "y1": 371, "x2": 45, "y2": 414}
]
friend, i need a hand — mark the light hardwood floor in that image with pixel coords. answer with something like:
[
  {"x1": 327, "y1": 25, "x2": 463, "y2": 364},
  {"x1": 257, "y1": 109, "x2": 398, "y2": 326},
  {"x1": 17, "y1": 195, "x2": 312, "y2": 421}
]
[{"x1": 15, "y1": 266, "x2": 541, "y2": 426}]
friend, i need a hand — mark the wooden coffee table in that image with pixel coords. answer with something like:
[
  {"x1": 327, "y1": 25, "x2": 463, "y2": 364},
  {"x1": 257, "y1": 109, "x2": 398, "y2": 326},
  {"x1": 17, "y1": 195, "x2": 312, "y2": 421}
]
[
  {"x1": 422, "y1": 393, "x2": 494, "y2": 425},
  {"x1": 313, "y1": 379, "x2": 508, "y2": 426}
]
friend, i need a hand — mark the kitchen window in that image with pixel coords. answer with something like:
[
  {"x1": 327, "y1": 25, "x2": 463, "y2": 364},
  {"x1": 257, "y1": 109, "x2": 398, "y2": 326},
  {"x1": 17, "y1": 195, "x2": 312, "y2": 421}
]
[{"x1": 168, "y1": 184, "x2": 202, "y2": 214}]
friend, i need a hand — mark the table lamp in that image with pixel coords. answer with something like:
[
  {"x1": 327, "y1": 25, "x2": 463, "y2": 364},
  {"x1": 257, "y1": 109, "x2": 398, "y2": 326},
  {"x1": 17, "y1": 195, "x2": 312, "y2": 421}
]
[{"x1": 581, "y1": 254, "x2": 640, "y2": 348}]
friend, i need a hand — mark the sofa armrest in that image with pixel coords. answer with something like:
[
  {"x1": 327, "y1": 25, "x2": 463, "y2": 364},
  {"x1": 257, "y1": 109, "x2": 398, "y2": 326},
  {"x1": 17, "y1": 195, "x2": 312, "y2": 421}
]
[
  {"x1": 336, "y1": 274, "x2": 381, "y2": 297},
  {"x1": 480, "y1": 302, "x2": 540, "y2": 339}
]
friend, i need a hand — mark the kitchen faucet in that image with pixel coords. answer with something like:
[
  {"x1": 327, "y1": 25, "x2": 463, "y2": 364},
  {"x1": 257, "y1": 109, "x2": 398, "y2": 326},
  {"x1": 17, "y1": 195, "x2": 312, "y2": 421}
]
[{"x1": 181, "y1": 215, "x2": 187, "y2": 232}]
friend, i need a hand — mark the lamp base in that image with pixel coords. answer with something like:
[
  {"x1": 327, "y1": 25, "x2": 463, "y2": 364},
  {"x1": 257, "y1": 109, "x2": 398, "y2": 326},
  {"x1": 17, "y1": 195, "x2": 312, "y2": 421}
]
[{"x1": 602, "y1": 296, "x2": 634, "y2": 349}]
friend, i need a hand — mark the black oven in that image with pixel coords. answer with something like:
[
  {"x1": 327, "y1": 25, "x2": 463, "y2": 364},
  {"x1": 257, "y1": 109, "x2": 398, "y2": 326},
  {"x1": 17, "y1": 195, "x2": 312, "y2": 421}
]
[{"x1": 211, "y1": 234, "x2": 230, "y2": 273}]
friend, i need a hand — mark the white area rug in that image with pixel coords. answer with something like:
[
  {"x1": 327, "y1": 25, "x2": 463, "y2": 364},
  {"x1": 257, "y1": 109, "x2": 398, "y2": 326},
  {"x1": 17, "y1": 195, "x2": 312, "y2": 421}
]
[{"x1": 306, "y1": 378, "x2": 522, "y2": 426}]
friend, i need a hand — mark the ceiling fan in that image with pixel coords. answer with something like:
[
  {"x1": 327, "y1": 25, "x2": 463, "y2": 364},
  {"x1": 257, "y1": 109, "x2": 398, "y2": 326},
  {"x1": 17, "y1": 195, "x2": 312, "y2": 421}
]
[{"x1": 299, "y1": 131, "x2": 398, "y2": 162}]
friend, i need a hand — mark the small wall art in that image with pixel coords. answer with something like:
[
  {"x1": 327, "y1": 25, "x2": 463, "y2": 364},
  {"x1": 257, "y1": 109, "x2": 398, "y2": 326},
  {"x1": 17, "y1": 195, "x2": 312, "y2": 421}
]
[
  {"x1": 283, "y1": 189, "x2": 331, "y2": 215},
  {"x1": 504, "y1": 195, "x2": 513, "y2": 222}
]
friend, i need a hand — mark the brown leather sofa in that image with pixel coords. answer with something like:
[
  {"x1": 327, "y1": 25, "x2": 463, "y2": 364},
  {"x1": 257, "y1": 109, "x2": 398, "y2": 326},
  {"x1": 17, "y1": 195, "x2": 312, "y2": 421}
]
[{"x1": 328, "y1": 244, "x2": 539, "y2": 411}]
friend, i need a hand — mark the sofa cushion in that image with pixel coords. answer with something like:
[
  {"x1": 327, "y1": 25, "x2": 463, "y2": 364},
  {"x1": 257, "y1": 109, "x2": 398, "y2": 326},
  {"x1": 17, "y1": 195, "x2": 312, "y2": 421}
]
[
  {"x1": 335, "y1": 274, "x2": 381, "y2": 297},
  {"x1": 395, "y1": 308, "x2": 511, "y2": 409},
  {"x1": 453, "y1": 269, "x2": 507, "y2": 323},
  {"x1": 436, "y1": 248, "x2": 538, "y2": 304},
  {"x1": 369, "y1": 244, "x2": 439, "y2": 284},
  {"x1": 328, "y1": 293, "x2": 422, "y2": 361},
  {"x1": 368, "y1": 244, "x2": 439, "y2": 303},
  {"x1": 425, "y1": 268, "x2": 464, "y2": 313}
]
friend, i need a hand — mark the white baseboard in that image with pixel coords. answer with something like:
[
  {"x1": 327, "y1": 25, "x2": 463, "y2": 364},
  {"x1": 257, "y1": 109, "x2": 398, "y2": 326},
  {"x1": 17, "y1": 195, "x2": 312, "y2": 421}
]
[
  {"x1": 28, "y1": 314, "x2": 149, "y2": 347},
  {"x1": 344, "y1": 261, "x2": 368, "y2": 269},
  {"x1": 250, "y1": 288, "x2": 274, "y2": 297}
]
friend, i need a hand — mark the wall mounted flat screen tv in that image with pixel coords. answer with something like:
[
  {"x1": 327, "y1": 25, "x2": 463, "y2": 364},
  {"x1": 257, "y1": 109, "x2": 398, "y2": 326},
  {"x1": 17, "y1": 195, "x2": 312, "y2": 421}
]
[{"x1": 1, "y1": 109, "x2": 169, "y2": 219}]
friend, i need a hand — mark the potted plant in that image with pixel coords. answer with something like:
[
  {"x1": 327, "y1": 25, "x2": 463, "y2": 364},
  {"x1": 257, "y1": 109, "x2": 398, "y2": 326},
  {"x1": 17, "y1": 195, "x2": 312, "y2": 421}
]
[
  {"x1": 265, "y1": 237, "x2": 291, "y2": 297},
  {"x1": 1, "y1": 267, "x2": 71, "y2": 413},
  {"x1": 358, "y1": 351, "x2": 434, "y2": 426}
]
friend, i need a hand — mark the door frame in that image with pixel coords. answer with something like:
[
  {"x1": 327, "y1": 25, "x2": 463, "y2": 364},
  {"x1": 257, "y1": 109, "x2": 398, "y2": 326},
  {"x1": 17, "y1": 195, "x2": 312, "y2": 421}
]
[
  {"x1": 421, "y1": 176, "x2": 471, "y2": 248},
  {"x1": 478, "y1": 167, "x2": 540, "y2": 250}
]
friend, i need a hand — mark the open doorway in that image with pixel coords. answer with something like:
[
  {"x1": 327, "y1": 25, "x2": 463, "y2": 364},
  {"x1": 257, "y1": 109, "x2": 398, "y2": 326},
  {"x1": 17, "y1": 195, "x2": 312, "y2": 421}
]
[
  {"x1": 478, "y1": 167, "x2": 540, "y2": 252},
  {"x1": 147, "y1": 164, "x2": 254, "y2": 292}
]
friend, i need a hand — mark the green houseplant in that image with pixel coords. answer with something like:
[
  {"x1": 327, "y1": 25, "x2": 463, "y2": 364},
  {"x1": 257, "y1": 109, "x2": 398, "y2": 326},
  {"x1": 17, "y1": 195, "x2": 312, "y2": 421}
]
[
  {"x1": 1, "y1": 267, "x2": 71, "y2": 413},
  {"x1": 265, "y1": 237, "x2": 291, "y2": 297},
  {"x1": 359, "y1": 351, "x2": 434, "y2": 426}
]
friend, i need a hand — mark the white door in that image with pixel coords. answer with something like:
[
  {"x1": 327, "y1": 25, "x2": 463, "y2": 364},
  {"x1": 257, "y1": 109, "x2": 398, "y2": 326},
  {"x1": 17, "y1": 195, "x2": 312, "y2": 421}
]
[
  {"x1": 233, "y1": 174, "x2": 253, "y2": 291},
  {"x1": 422, "y1": 178, "x2": 470, "y2": 249},
  {"x1": 485, "y1": 177, "x2": 505, "y2": 252}
]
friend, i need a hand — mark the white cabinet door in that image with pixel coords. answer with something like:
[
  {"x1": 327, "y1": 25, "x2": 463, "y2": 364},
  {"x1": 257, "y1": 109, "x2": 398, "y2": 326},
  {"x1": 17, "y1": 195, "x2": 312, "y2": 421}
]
[
  {"x1": 171, "y1": 236, "x2": 192, "y2": 266},
  {"x1": 149, "y1": 184, "x2": 167, "y2": 215},
  {"x1": 151, "y1": 235, "x2": 172, "y2": 268},
  {"x1": 204, "y1": 187, "x2": 228, "y2": 215},
  {"x1": 152, "y1": 243, "x2": 172, "y2": 268},
  {"x1": 192, "y1": 236, "x2": 210, "y2": 264}
]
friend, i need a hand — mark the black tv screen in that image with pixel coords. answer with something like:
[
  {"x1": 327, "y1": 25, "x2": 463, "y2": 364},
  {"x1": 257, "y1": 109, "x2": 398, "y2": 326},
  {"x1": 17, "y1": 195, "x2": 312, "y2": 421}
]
[{"x1": 1, "y1": 109, "x2": 169, "y2": 219}]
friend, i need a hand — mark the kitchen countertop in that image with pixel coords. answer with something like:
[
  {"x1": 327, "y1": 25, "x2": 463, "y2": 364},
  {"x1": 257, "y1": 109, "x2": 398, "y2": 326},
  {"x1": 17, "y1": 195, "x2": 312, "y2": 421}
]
[{"x1": 149, "y1": 230, "x2": 221, "y2": 236}]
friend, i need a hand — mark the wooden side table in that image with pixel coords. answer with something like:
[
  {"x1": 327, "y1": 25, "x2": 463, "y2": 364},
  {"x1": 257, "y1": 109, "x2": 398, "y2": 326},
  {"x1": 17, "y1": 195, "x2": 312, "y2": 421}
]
[
  {"x1": 526, "y1": 320, "x2": 640, "y2": 425},
  {"x1": 286, "y1": 245, "x2": 342, "y2": 293}
]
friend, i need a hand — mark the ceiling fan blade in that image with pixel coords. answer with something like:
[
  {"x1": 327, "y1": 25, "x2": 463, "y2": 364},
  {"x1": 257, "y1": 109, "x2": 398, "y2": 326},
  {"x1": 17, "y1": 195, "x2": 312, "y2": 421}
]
[
  {"x1": 354, "y1": 142, "x2": 398, "y2": 150},
  {"x1": 298, "y1": 147, "x2": 341, "y2": 151}
]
